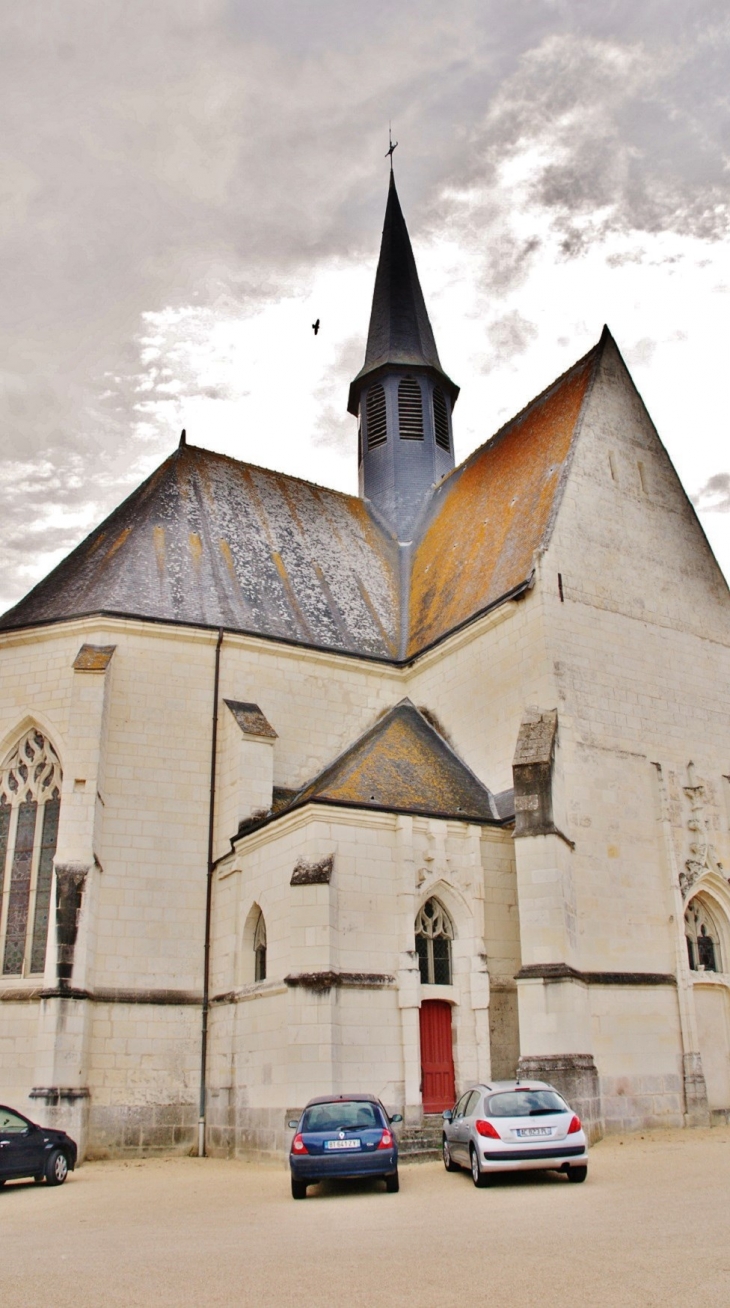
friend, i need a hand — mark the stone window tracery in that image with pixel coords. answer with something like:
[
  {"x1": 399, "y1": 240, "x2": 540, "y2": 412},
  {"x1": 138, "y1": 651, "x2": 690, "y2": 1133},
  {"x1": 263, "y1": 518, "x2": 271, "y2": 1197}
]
[
  {"x1": 0, "y1": 730, "x2": 61, "y2": 976},
  {"x1": 254, "y1": 910, "x2": 267, "y2": 983},
  {"x1": 685, "y1": 898, "x2": 723, "y2": 973},
  {"x1": 415, "y1": 897, "x2": 453, "y2": 985}
]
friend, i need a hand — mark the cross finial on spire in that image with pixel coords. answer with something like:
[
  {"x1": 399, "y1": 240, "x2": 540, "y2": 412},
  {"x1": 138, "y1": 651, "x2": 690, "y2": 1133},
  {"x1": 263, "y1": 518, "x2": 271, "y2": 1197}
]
[{"x1": 385, "y1": 123, "x2": 398, "y2": 171}]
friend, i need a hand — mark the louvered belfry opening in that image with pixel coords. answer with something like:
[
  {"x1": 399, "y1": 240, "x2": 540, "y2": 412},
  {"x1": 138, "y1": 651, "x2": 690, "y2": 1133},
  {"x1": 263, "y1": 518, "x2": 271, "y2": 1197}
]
[
  {"x1": 398, "y1": 376, "x2": 424, "y2": 440},
  {"x1": 365, "y1": 383, "x2": 387, "y2": 449},
  {"x1": 433, "y1": 386, "x2": 450, "y2": 452}
]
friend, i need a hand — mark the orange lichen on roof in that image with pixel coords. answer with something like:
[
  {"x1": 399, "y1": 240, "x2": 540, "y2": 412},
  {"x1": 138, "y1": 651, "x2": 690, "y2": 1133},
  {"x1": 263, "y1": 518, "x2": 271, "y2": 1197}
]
[
  {"x1": 290, "y1": 699, "x2": 499, "y2": 822},
  {"x1": 406, "y1": 347, "x2": 597, "y2": 656},
  {"x1": 153, "y1": 525, "x2": 166, "y2": 578}
]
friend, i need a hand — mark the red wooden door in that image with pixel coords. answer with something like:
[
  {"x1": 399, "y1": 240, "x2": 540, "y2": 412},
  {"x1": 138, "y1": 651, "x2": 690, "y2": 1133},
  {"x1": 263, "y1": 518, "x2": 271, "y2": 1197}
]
[{"x1": 419, "y1": 1000, "x2": 455, "y2": 1113}]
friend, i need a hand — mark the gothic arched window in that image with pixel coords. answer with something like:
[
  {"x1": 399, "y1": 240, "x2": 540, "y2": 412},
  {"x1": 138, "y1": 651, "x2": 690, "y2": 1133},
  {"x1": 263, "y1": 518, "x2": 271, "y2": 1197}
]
[
  {"x1": 254, "y1": 910, "x2": 267, "y2": 982},
  {"x1": 432, "y1": 387, "x2": 450, "y2": 452},
  {"x1": 0, "y1": 730, "x2": 62, "y2": 976},
  {"x1": 365, "y1": 384, "x2": 387, "y2": 449},
  {"x1": 685, "y1": 898, "x2": 722, "y2": 973},
  {"x1": 415, "y1": 898, "x2": 453, "y2": 985},
  {"x1": 398, "y1": 377, "x2": 424, "y2": 440}
]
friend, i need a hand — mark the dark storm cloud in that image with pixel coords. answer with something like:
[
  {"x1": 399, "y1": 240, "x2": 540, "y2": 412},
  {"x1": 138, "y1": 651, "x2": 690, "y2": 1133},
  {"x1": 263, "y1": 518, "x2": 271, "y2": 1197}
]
[{"x1": 1, "y1": 0, "x2": 729, "y2": 605}]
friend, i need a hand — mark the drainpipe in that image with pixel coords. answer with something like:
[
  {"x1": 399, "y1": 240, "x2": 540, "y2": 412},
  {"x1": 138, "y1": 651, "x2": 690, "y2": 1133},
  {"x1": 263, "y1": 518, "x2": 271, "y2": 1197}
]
[{"x1": 199, "y1": 627, "x2": 224, "y2": 1158}]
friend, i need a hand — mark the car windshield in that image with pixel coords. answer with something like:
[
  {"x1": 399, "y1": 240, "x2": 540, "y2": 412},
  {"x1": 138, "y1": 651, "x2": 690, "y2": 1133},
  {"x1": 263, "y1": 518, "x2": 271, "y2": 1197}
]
[
  {"x1": 485, "y1": 1090, "x2": 568, "y2": 1117},
  {"x1": 301, "y1": 1101, "x2": 383, "y2": 1132}
]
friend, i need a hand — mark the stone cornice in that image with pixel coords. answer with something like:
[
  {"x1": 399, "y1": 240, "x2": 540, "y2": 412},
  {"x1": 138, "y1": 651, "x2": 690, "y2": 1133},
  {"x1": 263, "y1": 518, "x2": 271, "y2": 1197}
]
[
  {"x1": 285, "y1": 970, "x2": 395, "y2": 992},
  {"x1": 0, "y1": 595, "x2": 521, "y2": 673},
  {"x1": 516, "y1": 964, "x2": 676, "y2": 986}
]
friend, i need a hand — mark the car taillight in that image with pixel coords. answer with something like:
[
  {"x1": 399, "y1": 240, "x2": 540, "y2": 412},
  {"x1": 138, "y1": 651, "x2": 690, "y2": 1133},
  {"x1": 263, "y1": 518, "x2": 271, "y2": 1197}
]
[
  {"x1": 291, "y1": 1133, "x2": 308, "y2": 1154},
  {"x1": 475, "y1": 1120, "x2": 501, "y2": 1139},
  {"x1": 377, "y1": 1129, "x2": 394, "y2": 1150},
  {"x1": 567, "y1": 1115, "x2": 581, "y2": 1134}
]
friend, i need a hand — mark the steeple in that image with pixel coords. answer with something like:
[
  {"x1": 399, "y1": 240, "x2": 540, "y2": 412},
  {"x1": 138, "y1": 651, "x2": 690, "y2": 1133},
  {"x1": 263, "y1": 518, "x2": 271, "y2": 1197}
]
[{"x1": 349, "y1": 173, "x2": 459, "y2": 542}]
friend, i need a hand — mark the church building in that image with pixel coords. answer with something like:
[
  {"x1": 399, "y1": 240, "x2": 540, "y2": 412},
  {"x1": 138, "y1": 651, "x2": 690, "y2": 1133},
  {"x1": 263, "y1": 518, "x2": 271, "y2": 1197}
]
[{"x1": 0, "y1": 172, "x2": 729, "y2": 1160}]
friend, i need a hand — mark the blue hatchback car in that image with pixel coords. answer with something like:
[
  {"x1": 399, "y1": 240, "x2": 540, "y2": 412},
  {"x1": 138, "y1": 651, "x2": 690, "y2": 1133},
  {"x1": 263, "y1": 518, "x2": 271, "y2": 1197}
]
[{"x1": 288, "y1": 1094, "x2": 402, "y2": 1199}]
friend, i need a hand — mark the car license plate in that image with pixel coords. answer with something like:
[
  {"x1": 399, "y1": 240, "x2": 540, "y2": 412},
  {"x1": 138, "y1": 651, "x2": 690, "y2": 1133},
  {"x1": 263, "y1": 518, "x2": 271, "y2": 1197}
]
[
  {"x1": 325, "y1": 1139, "x2": 360, "y2": 1150},
  {"x1": 516, "y1": 1127, "x2": 553, "y2": 1137}
]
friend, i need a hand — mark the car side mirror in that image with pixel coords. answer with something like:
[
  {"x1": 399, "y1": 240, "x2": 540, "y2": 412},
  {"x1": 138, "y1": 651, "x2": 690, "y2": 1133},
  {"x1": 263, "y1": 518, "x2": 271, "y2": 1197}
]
[
  {"x1": 287, "y1": 1119, "x2": 299, "y2": 1130},
  {"x1": 390, "y1": 1114, "x2": 403, "y2": 1124},
  {"x1": 442, "y1": 1110, "x2": 453, "y2": 1122}
]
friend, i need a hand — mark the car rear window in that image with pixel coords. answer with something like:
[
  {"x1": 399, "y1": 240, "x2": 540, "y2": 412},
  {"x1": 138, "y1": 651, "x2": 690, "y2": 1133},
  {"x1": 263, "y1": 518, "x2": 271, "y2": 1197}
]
[
  {"x1": 301, "y1": 1101, "x2": 383, "y2": 1132},
  {"x1": 485, "y1": 1090, "x2": 568, "y2": 1117}
]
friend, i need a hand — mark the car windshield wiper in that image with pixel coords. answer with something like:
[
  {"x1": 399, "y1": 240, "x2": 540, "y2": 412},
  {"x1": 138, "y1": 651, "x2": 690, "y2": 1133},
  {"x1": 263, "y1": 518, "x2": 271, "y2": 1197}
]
[{"x1": 528, "y1": 1108, "x2": 563, "y2": 1116}]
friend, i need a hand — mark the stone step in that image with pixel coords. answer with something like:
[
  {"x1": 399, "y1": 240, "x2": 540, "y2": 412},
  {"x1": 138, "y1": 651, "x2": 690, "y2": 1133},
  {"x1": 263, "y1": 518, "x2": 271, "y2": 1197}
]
[{"x1": 396, "y1": 1115, "x2": 444, "y2": 1161}]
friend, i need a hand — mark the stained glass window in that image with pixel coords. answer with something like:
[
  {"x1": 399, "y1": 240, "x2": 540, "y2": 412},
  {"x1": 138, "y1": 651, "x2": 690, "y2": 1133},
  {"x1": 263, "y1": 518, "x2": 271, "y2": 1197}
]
[{"x1": 0, "y1": 730, "x2": 62, "y2": 977}]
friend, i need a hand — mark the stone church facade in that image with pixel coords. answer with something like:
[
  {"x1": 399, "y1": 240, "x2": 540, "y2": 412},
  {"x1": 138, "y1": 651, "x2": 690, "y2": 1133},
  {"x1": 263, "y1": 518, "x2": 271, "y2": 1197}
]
[{"x1": 0, "y1": 174, "x2": 729, "y2": 1160}]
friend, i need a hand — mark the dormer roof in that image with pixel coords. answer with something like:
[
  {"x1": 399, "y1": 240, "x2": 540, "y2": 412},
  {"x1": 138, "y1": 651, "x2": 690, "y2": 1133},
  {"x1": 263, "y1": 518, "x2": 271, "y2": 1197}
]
[{"x1": 237, "y1": 699, "x2": 502, "y2": 834}]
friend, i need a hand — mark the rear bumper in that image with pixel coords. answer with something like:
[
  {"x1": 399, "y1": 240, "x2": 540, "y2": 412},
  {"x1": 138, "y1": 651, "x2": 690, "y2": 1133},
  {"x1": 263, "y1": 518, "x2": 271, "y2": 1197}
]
[
  {"x1": 478, "y1": 1143, "x2": 587, "y2": 1171},
  {"x1": 291, "y1": 1150, "x2": 397, "y2": 1181}
]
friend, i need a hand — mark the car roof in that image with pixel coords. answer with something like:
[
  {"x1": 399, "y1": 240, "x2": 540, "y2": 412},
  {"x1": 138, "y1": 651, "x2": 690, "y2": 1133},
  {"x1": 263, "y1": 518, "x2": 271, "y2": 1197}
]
[
  {"x1": 303, "y1": 1094, "x2": 382, "y2": 1107},
  {"x1": 469, "y1": 1080, "x2": 557, "y2": 1094}
]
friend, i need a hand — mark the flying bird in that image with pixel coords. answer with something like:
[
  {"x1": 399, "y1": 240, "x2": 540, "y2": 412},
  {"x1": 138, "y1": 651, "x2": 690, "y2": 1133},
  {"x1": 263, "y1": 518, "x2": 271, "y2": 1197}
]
[{"x1": 312, "y1": 319, "x2": 320, "y2": 335}]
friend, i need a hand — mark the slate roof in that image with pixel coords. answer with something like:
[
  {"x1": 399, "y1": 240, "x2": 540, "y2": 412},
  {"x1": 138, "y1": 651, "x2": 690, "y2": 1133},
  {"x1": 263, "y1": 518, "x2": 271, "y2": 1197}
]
[
  {"x1": 238, "y1": 699, "x2": 502, "y2": 833},
  {"x1": 0, "y1": 447, "x2": 401, "y2": 659},
  {"x1": 0, "y1": 334, "x2": 604, "y2": 659},
  {"x1": 347, "y1": 172, "x2": 458, "y2": 413}
]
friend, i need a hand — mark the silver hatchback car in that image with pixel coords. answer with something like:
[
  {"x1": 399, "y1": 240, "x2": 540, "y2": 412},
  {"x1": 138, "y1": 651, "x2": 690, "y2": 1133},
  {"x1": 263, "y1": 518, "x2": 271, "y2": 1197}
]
[{"x1": 442, "y1": 1080, "x2": 588, "y2": 1186}]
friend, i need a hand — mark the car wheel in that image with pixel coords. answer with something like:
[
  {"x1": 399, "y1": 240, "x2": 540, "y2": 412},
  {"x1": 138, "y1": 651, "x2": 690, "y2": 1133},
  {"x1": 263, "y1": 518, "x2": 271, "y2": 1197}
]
[
  {"x1": 385, "y1": 1170, "x2": 399, "y2": 1193},
  {"x1": 45, "y1": 1150, "x2": 69, "y2": 1186},
  {"x1": 443, "y1": 1138, "x2": 459, "y2": 1172},
  {"x1": 291, "y1": 1176, "x2": 307, "y2": 1200},
  {"x1": 470, "y1": 1147, "x2": 488, "y2": 1188},
  {"x1": 567, "y1": 1165, "x2": 588, "y2": 1184}
]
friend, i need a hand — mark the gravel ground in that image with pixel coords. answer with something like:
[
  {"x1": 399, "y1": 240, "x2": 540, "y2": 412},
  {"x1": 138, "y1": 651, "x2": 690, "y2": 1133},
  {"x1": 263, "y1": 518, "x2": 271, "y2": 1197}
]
[{"x1": 3, "y1": 1127, "x2": 730, "y2": 1308}]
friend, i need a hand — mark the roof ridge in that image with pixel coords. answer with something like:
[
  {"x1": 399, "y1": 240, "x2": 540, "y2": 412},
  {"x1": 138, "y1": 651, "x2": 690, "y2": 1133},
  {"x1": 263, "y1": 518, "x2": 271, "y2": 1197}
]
[{"x1": 179, "y1": 442, "x2": 364, "y2": 506}]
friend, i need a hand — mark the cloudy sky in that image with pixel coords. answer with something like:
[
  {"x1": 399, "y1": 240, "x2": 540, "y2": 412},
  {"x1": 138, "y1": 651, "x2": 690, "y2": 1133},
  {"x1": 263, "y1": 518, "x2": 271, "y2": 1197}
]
[{"x1": 2, "y1": 0, "x2": 729, "y2": 610}]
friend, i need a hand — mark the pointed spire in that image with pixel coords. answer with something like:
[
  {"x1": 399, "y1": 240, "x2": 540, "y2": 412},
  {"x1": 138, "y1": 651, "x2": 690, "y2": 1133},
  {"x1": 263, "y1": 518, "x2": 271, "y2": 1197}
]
[{"x1": 347, "y1": 174, "x2": 458, "y2": 414}]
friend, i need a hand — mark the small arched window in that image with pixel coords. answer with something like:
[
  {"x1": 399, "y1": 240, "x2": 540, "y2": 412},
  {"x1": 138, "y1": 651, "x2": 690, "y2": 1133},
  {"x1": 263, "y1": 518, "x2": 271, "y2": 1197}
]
[
  {"x1": 365, "y1": 384, "x2": 387, "y2": 449},
  {"x1": 398, "y1": 377, "x2": 424, "y2": 440},
  {"x1": 432, "y1": 387, "x2": 450, "y2": 452},
  {"x1": 0, "y1": 729, "x2": 62, "y2": 976},
  {"x1": 254, "y1": 910, "x2": 267, "y2": 982},
  {"x1": 685, "y1": 898, "x2": 722, "y2": 972},
  {"x1": 415, "y1": 898, "x2": 453, "y2": 985}
]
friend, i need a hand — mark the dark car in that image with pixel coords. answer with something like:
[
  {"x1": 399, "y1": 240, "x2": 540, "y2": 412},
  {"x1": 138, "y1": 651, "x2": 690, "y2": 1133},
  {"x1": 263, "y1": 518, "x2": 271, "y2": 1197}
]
[
  {"x1": 0, "y1": 1105, "x2": 77, "y2": 1187},
  {"x1": 288, "y1": 1094, "x2": 402, "y2": 1199}
]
